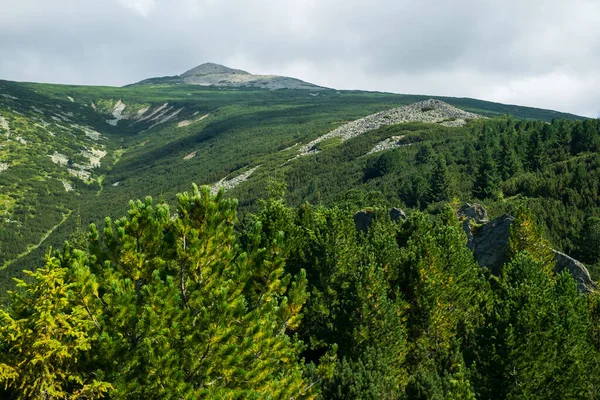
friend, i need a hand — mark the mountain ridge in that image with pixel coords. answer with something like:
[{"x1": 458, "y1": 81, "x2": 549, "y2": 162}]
[
  {"x1": 0, "y1": 73, "x2": 590, "y2": 288},
  {"x1": 131, "y1": 62, "x2": 328, "y2": 90}
]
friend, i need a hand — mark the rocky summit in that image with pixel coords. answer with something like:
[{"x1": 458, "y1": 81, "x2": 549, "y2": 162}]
[{"x1": 134, "y1": 62, "x2": 326, "y2": 90}]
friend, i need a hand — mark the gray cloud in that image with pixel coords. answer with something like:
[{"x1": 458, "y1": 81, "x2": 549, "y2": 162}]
[{"x1": 0, "y1": 0, "x2": 598, "y2": 116}]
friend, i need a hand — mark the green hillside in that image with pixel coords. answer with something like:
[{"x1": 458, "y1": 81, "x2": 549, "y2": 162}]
[
  {"x1": 0, "y1": 77, "x2": 589, "y2": 290},
  {"x1": 3, "y1": 71, "x2": 600, "y2": 399}
]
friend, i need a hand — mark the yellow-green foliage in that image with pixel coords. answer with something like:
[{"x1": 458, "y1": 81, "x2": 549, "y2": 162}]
[
  {"x1": 0, "y1": 256, "x2": 111, "y2": 399},
  {"x1": 0, "y1": 185, "x2": 312, "y2": 399}
]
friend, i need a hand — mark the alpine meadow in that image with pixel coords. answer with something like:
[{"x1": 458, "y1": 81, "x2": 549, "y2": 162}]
[{"x1": 1, "y1": 4, "x2": 600, "y2": 398}]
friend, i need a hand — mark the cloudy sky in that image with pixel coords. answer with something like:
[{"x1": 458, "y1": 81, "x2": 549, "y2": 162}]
[{"x1": 1, "y1": 0, "x2": 598, "y2": 116}]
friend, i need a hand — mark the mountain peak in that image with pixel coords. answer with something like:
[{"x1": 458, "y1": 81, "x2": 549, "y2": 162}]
[
  {"x1": 180, "y1": 63, "x2": 249, "y2": 78},
  {"x1": 132, "y1": 62, "x2": 327, "y2": 90}
]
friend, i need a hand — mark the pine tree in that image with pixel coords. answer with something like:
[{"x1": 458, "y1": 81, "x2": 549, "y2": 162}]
[
  {"x1": 0, "y1": 254, "x2": 111, "y2": 399},
  {"x1": 397, "y1": 208, "x2": 488, "y2": 398},
  {"x1": 473, "y1": 148, "x2": 501, "y2": 200},
  {"x1": 92, "y1": 185, "x2": 311, "y2": 398},
  {"x1": 572, "y1": 120, "x2": 600, "y2": 154},
  {"x1": 555, "y1": 120, "x2": 572, "y2": 148},
  {"x1": 578, "y1": 216, "x2": 600, "y2": 264},
  {"x1": 498, "y1": 136, "x2": 521, "y2": 180},
  {"x1": 525, "y1": 130, "x2": 549, "y2": 172},
  {"x1": 415, "y1": 143, "x2": 433, "y2": 165},
  {"x1": 1, "y1": 185, "x2": 314, "y2": 399},
  {"x1": 427, "y1": 157, "x2": 452, "y2": 203},
  {"x1": 471, "y1": 206, "x2": 597, "y2": 398},
  {"x1": 508, "y1": 204, "x2": 554, "y2": 267}
]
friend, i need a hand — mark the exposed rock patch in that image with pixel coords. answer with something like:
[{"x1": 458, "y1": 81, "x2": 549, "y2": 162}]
[
  {"x1": 178, "y1": 113, "x2": 209, "y2": 128},
  {"x1": 554, "y1": 250, "x2": 597, "y2": 292},
  {"x1": 354, "y1": 209, "x2": 376, "y2": 233},
  {"x1": 211, "y1": 165, "x2": 260, "y2": 195},
  {"x1": 71, "y1": 124, "x2": 104, "y2": 141},
  {"x1": 61, "y1": 180, "x2": 73, "y2": 192},
  {"x1": 459, "y1": 204, "x2": 596, "y2": 292},
  {"x1": 50, "y1": 151, "x2": 69, "y2": 166},
  {"x1": 136, "y1": 103, "x2": 168, "y2": 123},
  {"x1": 390, "y1": 207, "x2": 407, "y2": 222},
  {"x1": 106, "y1": 100, "x2": 126, "y2": 126},
  {"x1": 68, "y1": 168, "x2": 91, "y2": 181},
  {"x1": 299, "y1": 99, "x2": 483, "y2": 156},
  {"x1": 354, "y1": 207, "x2": 407, "y2": 232},
  {"x1": 0, "y1": 116, "x2": 10, "y2": 135},
  {"x1": 183, "y1": 151, "x2": 197, "y2": 160},
  {"x1": 466, "y1": 214, "x2": 515, "y2": 275},
  {"x1": 149, "y1": 108, "x2": 183, "y2": 129},
  {"x1": 81, "y1": 148, "x2": 107, "y2": 167},
  {"x1": 368, "y1": 135, "x2": 408, "y2": 154},
  {"x1": 179, "y1": 63, "x2": 325, "y2": 90},
  {"x1": 458, "y1": 203, "x2": 489, "y2": 224}
]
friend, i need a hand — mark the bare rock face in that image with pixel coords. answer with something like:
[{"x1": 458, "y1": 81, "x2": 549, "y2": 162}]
[
  {"x1": 390, "y1": 207, "x2": 407, "y2": 222},
  {"x1": 553, "y1": 250, "x2": 598, "y2": 292},
  {"x1": 458, "y1": 203, "x2": 489, "y2": 224},
  {"x1": 459, "y1": 204, "x2": 596, "y2": 292},
  {"x1": 353, "y1": 207, "x2": 407, "y2": 232},
  {"x1": 354, "y1": 209, "x2": 376, "y2": 233},
  {"x1": 467, "y1": 214, "x2": 515, "y2": 276},
  {"x1": 180, "y1": 63, "x2": 248, "y2": 78}
]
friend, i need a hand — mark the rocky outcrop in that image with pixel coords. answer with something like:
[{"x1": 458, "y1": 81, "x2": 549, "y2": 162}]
[
  {"x1": 390, "y1": 207, "x2": 407, "y2": 222},
  {"x1": 368, "y1": 135, "x2": 409, "y2": 154},
  {"x1": 298, "y1": 99, "x2": 483, "y2": 156},
  {"x1": 458, "y1": 203, "x2": 489, "y2": 224},
  {"x1": 354, "y1": 207, "x2": 407, "y2": 232},
  {"x1": 211, "y1": 165, "x2": 260, "y2": 195},
  {"x1": 354, "y1": 209, "x2": 376, "y2": 233},
  {"x1": 553, "y1": 250, "x2": 597, "y2": 293},
  {"x1": 459, "y1": 204, "x2": 596, "y2": 292},
  {"x1": 466, "y1": 214, "x2": 515, "y2": 276}
]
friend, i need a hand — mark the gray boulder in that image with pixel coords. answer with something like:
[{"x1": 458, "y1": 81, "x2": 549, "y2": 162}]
[
  {"x1": 553, "y1": 250, "x2": 597, "y2": 293},
  {"x1": 354, "y1": 209, "x2": 376, "y2": 233},
  {"x1": 463, "y1": 210, "x2": 596, "y2": 292},
  {"x1": 458, "y1": 203, "x2": 489, "y2": 224},
  {"x1": 354, "y1": 207, "x2": 407, "y2": 232},
  {"x1": 390, "y1": 207, "x2": 407, "y2": 222},
  {"x1": 467, "y1": 214, "x2": 515, "y2": 275}
]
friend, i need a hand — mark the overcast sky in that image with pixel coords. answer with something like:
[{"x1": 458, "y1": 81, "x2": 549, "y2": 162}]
[{"x1": 1, "y1": 0, "x2": 598, "y2": 117}]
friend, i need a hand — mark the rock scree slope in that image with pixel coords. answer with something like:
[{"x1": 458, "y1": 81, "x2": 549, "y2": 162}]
[{"x1": 298, "y1": 99, "x2": 484, "y2": 155}]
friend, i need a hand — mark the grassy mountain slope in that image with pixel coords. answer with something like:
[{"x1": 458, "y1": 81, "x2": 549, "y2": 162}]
[{"x1": 0, "y1": 76, "x2": 588, "y2": 291}]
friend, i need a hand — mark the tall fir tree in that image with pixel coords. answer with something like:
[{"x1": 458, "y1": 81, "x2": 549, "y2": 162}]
[
  {"x1": 525, "y1": 129, "x2": 549, "y2": 172},
  {"x1": 427, "y1": 156, "x2": 452, "y2": 204},
  {"x1": 498, "y1": 136, "x2": 521, "y2": 180},
  {"x1": 473, "y1": 148, "x2": 501, "y2": 200},
  {"x1": 578, "y1": 216, "x2": 600, "y2": 264}
]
